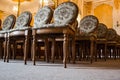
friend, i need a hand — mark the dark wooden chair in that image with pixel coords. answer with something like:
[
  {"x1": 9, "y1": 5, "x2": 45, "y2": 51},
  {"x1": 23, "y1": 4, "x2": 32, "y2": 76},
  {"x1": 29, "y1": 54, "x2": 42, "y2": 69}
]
[
  {"x1": 76, "y1": 15, "x2": 99, "y2": 63},
  {"x1": 0, "y1": 19, "x2": 2, "y2": 58},
  {"x1": 32, "y1": 6, "x2": 53, "y2": 63},
  {"x1": 32, "y1": 1, "x2": 78, "y2": 68},
  {"x1": 95, "y1": 23, "x2": 108, "y2": 61},
  {"x1": 6, "y1": 11, "x2": 32, "y2": 64},
  {"x1": 0, "y1": 19, "x2": 1, "y2": 27},
  {"x1": 106, "y1": 28, "x2": 117, "y2": 59},
  {"x1": 0, "y1": 15, "x2": 16, "y2": 61},
  {"x1": 116, "y1": 35, "x2": 120, "y2": 59}
]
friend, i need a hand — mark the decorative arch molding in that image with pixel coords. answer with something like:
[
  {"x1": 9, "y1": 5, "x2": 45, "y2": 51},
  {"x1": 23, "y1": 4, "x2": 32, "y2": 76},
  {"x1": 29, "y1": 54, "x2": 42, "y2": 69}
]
[
  {"x1": 94, "y1": 3, "x2": 113, "y2": 28},
  {"x1": 114, "y1": 0, "x2": 120, "y2": 9},
  {"x1": 93, "y1": 0, "x2": 113, "y2": 9}
]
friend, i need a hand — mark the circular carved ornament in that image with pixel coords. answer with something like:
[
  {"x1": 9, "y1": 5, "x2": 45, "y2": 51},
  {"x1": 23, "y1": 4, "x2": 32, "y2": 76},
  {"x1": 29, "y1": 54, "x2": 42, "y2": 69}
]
[
  {"x1": 15, "y1": 11, "x2": 32, "y2": 28},
  {"x1": 2, "y1": 15, "x2": 16, "y2": 30},
  {"x1": 96, "y1": 23, "x2": 107, "y2": 38},
  {"x1": 54, "y1": 1, "x2": 78, "y2": 25},
  {"x1": 34, "y1": 6, "x2": 53, "y2": 28},
  {"x1": 79, "y1": 15, "x2": 99, "y2": 34}
]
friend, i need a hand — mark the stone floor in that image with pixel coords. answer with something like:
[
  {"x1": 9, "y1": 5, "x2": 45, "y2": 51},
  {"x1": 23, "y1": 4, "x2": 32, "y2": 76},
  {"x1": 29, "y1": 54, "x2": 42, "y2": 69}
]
[{"x1": 0, "y1": 59, "x2": 120, "y2": 80}]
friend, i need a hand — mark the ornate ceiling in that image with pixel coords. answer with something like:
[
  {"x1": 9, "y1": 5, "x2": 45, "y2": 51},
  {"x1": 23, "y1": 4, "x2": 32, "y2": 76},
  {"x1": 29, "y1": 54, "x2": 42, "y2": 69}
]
[
  {"x1": 0, "y1": 0, "x2": 118, "y2": 16},
  {"x1": 0, "y1": 0, "x2": 38, "y2": 15}
]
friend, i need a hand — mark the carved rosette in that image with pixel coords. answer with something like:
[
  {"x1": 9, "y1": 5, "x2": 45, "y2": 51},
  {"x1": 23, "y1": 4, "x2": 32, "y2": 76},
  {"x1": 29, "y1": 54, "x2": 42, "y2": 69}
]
[
  {"x1": 15, "y1": 11, "x2": 32, "y2": 28},
  {"x1": 79, "y1": 15, "x2": 99, "y2": 34},
  {"x1": 106, "y1": 28, "x2": 117, "y2": 41},
  {"x1": 34, "y1": 6, "x2": 53, "y2": 28},
  {"x1": 2, "y1": 15, "x2": 16, "y2": 30},
  {"x1": 54, "y1": 1, "x2": 78, "y2": 25},
  {"x1": 96, "y1": 23, "x2": 107, "y2": 38}
]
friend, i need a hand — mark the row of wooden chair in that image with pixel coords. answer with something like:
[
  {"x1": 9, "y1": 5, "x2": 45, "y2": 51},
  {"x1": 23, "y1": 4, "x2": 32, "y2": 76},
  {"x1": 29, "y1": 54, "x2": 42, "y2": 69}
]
[
  {"x1": 0, "y1": 1, "x2": 119, "y2": 68},
  {"x1": 76, "y1": 22, "x2": 120, "y2": 63},
  {"x1": 0, "y1": 1, "x2": 78, "y2": 68}
]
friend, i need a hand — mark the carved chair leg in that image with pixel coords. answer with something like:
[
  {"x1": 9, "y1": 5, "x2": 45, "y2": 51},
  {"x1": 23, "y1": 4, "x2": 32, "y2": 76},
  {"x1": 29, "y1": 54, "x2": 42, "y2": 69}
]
[
  {"x1": 68, "y1": 39, "x2": 71, "y2": 63},
  {"x1": 114, "y1": 46, "x2": 117, "y2": 59},
  {"x1": 104, "y1": 43, "x2": 107, "y2": 61},
  {"x1": 63, "y1": 34, "x2": 68, "y2": 68},
  {"x1": 32, "y1": 35, "x2": 36, "y2": 65},
  {"x1": 90, "y1": 40, "x2": 94, "y2": 64},
  {"x1": 95, "y1": 43, "x2": 99, "y2": 61},
  {"x1": 72, "y1": 37, "x2": 75, "y2": 64},
  {"x1": 6, "y1": 37, "x2": 10, "y2": 62},
  {"x1": 45, "y1": 38, "x2": 49, "y2": 63},
  {"x1": 0, "y1": 42, "x2": 3, "y2": 59},
  {"x1": 94, "y1": 42, "x2": 97, "y2": 62},
  {"x1": 51, "y1": 38, "x2": 55, "y2": 63},
  {"x1": 24, "y1": 35, "x2": 29, "y2": 65},
  {"x1": 3, "y1": 38, "x2": 7, "y2": 62},
  {"x1": 12, "y1": 41, "x2": 16, "y2": 60}
]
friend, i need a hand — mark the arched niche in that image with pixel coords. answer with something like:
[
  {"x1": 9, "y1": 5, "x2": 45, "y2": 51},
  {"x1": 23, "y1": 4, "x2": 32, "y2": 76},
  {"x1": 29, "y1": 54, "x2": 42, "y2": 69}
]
[{"x1": 94, "y1": 4, "x2": 113, "y2": 28}]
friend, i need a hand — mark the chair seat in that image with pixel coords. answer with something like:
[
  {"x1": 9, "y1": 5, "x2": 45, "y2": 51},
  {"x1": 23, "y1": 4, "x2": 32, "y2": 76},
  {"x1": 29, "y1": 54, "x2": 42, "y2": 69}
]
[
  {"x1": 9, "y1": 30, "x2": 26, "y2": 37},
  {"x1": 0, "y1": 31, "x2": 7, "y2": 38},
  {"x1": 96, "y1": 38, "x2": 107, "y2": 43},
  {"x1": 9, "y1": 27, "x2": 31, "y2": 32},
  {"x1": 116, "y1": 43, "x2": 120, "y2": 46},
  {"x1": 0, "y1": 30, "x2": 8, "y2": 34},
  {"x1": 107, "y1": 41, "x2": 117, "y2": 45},
  {"x1": 35, "y1": 26, "x2": 75, "y2": 36},
  {"x1": 33, "y1": 23, "x2": 75, "y2": 31},
  {"x1": 76, "y1": 34, "x2": 96, "y2": 41},
  {"x1": 0, "y1": 34, "x2": 5, "y2": 38},
  {"x1": 9, "y1": 27, "x2": 31, "y2": 37}
]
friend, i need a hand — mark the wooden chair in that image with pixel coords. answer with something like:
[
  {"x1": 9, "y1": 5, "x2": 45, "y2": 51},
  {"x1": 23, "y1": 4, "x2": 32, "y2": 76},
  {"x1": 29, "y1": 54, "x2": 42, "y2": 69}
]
[
  {"x1": 0, "y1": 19, "x2": 2, "y2": 58},
  {"x1": 0, "y1": 15, "x2": 16, "y2": 61},
  {"x1": 32, "y1": 6, "x2": 53, "y2": 63},
  {"x1": 32, "y1": 1, "x2": 78, "y2": 68},
  {"x1": 6, "y1": 11, "x2": 32, "y2": 64},
  {"x1": 106, "y1": 28, "x2": 117, "y2": 59},
  {"x1": 0, "y1": 19, "x2": 1, "y2": 27},
  {"x1": 116, "y1": 35, "x2": 120, "y2": 59},
  {"x1": 95, "y1": 23, "x2": 108, "y2": 61},
  {"x1": 76, "y1": 15, "x2": 99, "y2": 63}
]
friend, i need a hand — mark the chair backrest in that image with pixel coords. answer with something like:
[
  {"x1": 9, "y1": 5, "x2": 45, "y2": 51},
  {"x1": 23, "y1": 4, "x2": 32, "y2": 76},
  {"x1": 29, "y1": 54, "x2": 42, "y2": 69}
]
[
  {"x1": 15, "y1": 11, "x2": 32, "y2": 28},
  {"x1": 53, "y1": 1, "x2": 78, "y2": 25},
  {"x1": 96, "y1": 23, "x2": 107, "y2": 38},
  {"x1": 34, "y1": 6, "x2": 53, "y2": 28},
  {"x1": 116, "y1": 34, "x2": 120, "y2": 43},
  {"x1": 106, "y1": 28, "x2": 117, "y2": 41},
  {"x1": 79, "y1": 15, "x2": 99, "y2": 34},
  {"x1": 2, "y1": 15, "x2": 16, "y2": 31}
]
